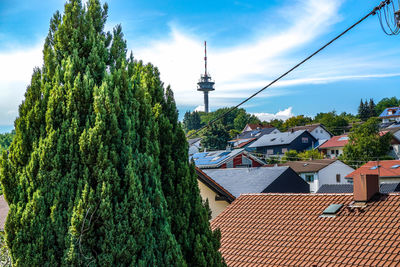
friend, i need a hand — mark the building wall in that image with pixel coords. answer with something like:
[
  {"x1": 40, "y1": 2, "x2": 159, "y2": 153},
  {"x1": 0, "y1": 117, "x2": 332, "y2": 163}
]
[
  {"x1": 323, "y1": 147, "x2": 345, "y2": 158},
  {"x1": 298, "y1": 172, "x2": 319, "y2": 193},
  {"x1": 310, "y1": 126, "x2": 331, "y2": 141},
  {"x1": 266, "y1": 168, "x2": 310, "y2": 193},
  {"x1": 317, "y1": 161, "x2": 354, "y2": 190},
  {"x1": 197, "y1": 180, "x2": 230, "y2": 220}
]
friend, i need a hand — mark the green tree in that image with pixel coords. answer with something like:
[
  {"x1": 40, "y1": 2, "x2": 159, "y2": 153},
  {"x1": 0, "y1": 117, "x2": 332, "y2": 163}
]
[
  {"x1": 282, "y1": 150, "x2": 300, "y2": 161},
  {"x1": 0, "y1": 130, "x2": 15, "y2": 154},
  {"x1": 145, "y1": 76, "x2": 225, "y2": 266},
  {"x1": 268, "y1": 119, "x2": 285, "y2": 132},
  {"x1": 313, "y1": 111, "x2": 348, "y2": 135},
  {"x1": 298, "y1": 150, "x2": 322, "y2": 160},
  {"x1": 282, "y1": 115, "x2": 312, "y2": 131},
  {"x1": 0, "y1": 1, "x2": 223, "y2": 265},
  {"x1": 343, "y1": 118, "x2": 392, "y2": 167},
  {"x1": 201, "y1": 122, "x2": 230, "y2": 150},
  {"x1": 183, "y1": 111, "x2": 203, "y2": 132},
  {"x1": 375, "y1": 97, "x2": 400, "y2": 115},
  {"x1": 368, "y1": 99, "x2": 377, "y2": 118}
]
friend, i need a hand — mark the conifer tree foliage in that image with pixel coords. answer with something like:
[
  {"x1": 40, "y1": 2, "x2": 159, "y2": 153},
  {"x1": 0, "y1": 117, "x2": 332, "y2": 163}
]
[
  {"x1": 0, "y1": 0, "x2": 223, "y2": 265},
  {"x1": 139, "y1": 66, "x2": 225, "y2": 266}
]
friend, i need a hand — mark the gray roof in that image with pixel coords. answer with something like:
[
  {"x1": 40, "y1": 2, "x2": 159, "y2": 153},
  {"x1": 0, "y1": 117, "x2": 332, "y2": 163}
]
[
  {"x1": 248, "y1": 130, "x2": 306, "y2": 148},
  {"x1": 238, "y1": 127, "x2": 278, "y2": 140},
  {"x1": 203, "y1": 167, "x2": 289, "y2": 198},
  {"x1": 317, "y1": 183, "x2": 400, "y2": 194},
  {"x1": 188, "y1": 138, "x2": 201, "y2": 146}
]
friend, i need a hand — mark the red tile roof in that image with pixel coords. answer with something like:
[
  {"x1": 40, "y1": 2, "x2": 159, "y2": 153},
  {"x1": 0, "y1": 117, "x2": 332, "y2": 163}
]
[
  {"x1": 319, "y1": 134, "x2": 349, "y2": 149},
  {"x1": 211, "y1": 193, "x2": 400, "y2": 266},
  {"x1": 346, "y1": 160, "x2": 400, "y2": 179}
]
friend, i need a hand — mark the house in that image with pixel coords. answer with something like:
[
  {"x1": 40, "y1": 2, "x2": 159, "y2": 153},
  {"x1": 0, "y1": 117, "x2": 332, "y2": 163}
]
[
  {"x1": 211, "y1": 174, "x2": 400, "y2": 266},
  {"x1": 196, "y1": 168, "x2": 235, "y2": 220},
  {"x1": 0, "y1": 195, "x2": 9, "y2": 230},
  {"x1": 228, "y1": 127, "x2": 280, "y2": 149},
  {"x1": 318, "y1": 134, "x2": 349, "y2": 158},
  {"x1": 382, "y1": 127, "x2": 400, "y2": 159},
  {"x1": 266, "y1": 159, "x2": 354, "y2": 193},
  {"x1": 346, "y1": 160, "x2": 400, "y2": 183},
  {"x1": 288, "y1": 123, "x2": 332, "y2": 141},
  {"x1": 242, "y1": 123, "x2": 273, "y2": 133},
  {"x1": 187, "y1": 137, "x2": 201, "y2": 156},
  {"x1": 317, "y1": 182, "x2": 400, "y2": 193},
  {"x1": 196, "y1": 166, "x2": 309, "y2": 219},
  {"x1": 191, "y1": 148, "x2": 265, "y2": 169},
  {"x1": 247, "y1": 130, "x2": 317, "y2": 157},
  {"x1": 379, "y1": 106, "x2": 400, "y2": 123}
]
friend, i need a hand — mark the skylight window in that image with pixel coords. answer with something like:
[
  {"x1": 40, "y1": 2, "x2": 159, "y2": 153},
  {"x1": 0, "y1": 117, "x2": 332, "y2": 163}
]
[
  {"x1": 338, "y1": 137, "x2": 349, "y2": 141},
  {"x1": 322, "y1": 204, "x2": 343, "y2": 216},
  {"x1": 370, "y1": 165, "x2": 381, "y2": 170},
  {"x1": 270, "y1": 138, "x2": 276, "y2": 141},
  {"x1": 391, "y1": 164, "x2": 400, "y2": 169}
]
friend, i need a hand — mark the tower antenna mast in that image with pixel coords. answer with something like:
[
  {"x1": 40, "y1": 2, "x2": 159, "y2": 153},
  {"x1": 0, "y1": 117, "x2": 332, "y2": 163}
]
[{"x1": 197, "y1": 41, "x2": 215, "y2": 113}]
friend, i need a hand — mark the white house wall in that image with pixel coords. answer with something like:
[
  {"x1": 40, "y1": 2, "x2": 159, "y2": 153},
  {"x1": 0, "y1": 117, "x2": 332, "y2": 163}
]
[
  {"x1": 310, "y1": 126, "x2": 331, "y2": 141},
  {"x1": 317, "y1": 161, "x2": 354, "y2": 190}
]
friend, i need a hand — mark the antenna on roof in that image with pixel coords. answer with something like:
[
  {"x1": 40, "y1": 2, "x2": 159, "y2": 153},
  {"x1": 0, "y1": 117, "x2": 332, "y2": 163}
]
[{"x1": 204, "y1": 41, "x2": 207, "y2": 76}]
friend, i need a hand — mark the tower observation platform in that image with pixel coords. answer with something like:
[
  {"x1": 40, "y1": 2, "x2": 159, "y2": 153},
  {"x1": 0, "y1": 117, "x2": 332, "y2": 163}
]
[{"x1": 197, "y1": 41, "x2": 215, "y2": 113}]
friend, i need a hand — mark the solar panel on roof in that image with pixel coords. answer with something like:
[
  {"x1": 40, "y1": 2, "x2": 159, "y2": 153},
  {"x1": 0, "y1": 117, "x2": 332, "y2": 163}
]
[{"x1": 322, "y1": 204, "x2": 343, "y2": 215}]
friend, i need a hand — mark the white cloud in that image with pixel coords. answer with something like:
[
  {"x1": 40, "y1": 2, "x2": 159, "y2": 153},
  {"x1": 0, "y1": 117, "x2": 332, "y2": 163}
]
[
  {"x1": 0, "y1": 44, "x2": 43, "y2": 125},
  {"x1": 194, "y1": 105, "x2": 205, "y2": 112},
  {"x1": 253, "y1": 107, "x2": 295, "y2": 122},
  {"x1": 132, "y1": 0, "x2": 344, "y2": 108}
]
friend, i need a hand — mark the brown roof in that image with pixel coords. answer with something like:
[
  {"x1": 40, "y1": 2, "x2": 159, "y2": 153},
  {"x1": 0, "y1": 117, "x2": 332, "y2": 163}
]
[
  {"x1": 346, "y1": 160, "x2": 400, "y2": 179},
  {"x1": 288, "y1": 123, "x2": 332, "y2": 136},
  {"x1": 0, "y1": 195, "x2": 9, "y2": 230},
  {"x1": 265, "y1": 159, "x2": 336, "y2": 173},
  {"x1": 211, "y1": 193, "x2": 400, "y2": 266}
]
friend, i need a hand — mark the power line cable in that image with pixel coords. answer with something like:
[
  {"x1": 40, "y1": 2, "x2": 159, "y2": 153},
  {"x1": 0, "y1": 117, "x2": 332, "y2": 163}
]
[{"x1": 187, "y1": 0, "x2": 393, "y2": 139}]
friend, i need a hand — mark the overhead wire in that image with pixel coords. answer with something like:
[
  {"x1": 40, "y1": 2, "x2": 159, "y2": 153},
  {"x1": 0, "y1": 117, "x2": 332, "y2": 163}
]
[{"x1": 186, "y1": 0, "x2": 394, "y2": 139}]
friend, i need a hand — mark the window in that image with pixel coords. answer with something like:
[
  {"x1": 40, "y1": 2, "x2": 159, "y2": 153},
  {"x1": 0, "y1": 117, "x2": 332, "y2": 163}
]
[
  {"x1": 302, "y1": 137, "x2": 309, "y2": 143},
  {"x1": 336, "y1": 174, "x2": 341, "y2": 183},
  {"x1": 331, "y1": 150, "x2": 335, "y2": 154},
  {"x1": 267, "y1": 149, "x2": 274, "y2": 155},
  {"x1": 282, "y1": 148, "x2": 288, "y2": 154},
  {"x1": 336, "y1": 150, "x2": 339, "y2": 154},
  {"x1": 305, "y1": 174, "x2": 314, "y2": 182}
]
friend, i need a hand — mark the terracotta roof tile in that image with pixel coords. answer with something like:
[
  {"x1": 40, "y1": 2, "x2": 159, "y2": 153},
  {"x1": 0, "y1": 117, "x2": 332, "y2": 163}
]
[
  {"x1": 211, "y1": 193, "x2": 400, "y2": 266},
  {"x1": 319, "y1": 134, "x2": 349, "y2": 149},
  {"x1": 345, "y1": 160, "x2": 400, "y2": 179}
]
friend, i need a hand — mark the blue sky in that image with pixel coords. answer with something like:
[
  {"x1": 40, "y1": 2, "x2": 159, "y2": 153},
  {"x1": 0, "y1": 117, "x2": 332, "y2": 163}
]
[{"x1": 0, "y1": 0, "x2": 399, "y2": 126}]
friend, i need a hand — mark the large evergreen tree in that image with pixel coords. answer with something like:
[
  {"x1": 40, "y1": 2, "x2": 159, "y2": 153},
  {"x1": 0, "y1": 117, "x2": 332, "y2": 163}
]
[
  {"x1": 0, "y1": 0, "x2": 223, "y2": 265},
  {"x1": 140, "y1": 67, "x2": 225, "y2": 266}
]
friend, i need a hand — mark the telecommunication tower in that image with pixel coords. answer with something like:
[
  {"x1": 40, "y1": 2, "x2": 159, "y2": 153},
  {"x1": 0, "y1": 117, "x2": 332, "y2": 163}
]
[{"x1": 197, "y1": 41, "x2": 215, "y2": 113}]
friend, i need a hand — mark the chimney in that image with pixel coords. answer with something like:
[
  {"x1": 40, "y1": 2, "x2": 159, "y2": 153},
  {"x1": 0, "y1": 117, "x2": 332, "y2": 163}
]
[{"x1": 353, "y1": 174, "x2": 379, "y2": 202}]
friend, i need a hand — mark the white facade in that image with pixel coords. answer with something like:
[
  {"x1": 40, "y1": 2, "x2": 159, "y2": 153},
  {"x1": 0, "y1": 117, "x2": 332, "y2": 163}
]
[
  {"x1": 310, "y1": 126, "x2": 332, "y2": 141},
  {"x1": 324, "y1": 147, "x2": 345, "y2": 159},
  {"x1": 299, "y1": 161, "x2": 354, "y2": 193}
]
